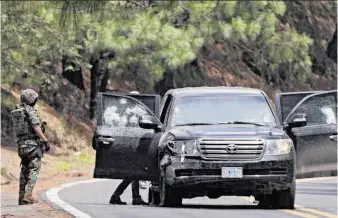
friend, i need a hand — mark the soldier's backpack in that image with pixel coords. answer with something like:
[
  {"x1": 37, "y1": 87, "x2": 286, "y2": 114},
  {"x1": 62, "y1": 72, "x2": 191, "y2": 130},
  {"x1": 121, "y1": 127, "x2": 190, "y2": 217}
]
[{"x1": 11, "y1": 105, "x2": 32, "y2": 138}]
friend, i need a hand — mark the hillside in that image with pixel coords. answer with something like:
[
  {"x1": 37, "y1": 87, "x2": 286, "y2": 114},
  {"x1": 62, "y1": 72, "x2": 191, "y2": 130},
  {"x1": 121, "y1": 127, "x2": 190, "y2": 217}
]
[{"x1": 1, "y1": 1, "x2": 337, "y2": 151}]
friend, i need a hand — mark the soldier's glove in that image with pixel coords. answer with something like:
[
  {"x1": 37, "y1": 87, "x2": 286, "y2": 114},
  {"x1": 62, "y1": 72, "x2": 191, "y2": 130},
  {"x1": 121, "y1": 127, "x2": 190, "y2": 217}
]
[
  {"x1": 41, "y1": 121, "x2": 47, "y2": 133},
  {"x1": 41, "y1": 141, "x2": 50, "y2": 152}
]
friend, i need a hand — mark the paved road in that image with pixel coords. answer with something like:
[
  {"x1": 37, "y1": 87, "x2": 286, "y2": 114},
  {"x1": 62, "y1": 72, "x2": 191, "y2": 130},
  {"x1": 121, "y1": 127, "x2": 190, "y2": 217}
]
[{"x1": 53, "y1": 177, "x2": 337, "y2": 218}]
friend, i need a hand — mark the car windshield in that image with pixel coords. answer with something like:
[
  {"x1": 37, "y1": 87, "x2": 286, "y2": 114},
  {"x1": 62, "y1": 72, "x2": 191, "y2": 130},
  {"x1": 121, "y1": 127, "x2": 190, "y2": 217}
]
[{"x1": 170, "y1": 94, "x2": 276, "y2": 127}]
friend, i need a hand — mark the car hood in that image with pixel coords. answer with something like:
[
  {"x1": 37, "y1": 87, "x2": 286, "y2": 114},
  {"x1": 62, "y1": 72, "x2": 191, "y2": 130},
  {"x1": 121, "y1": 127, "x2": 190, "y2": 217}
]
[{"x1": 169, "y1": 125, "x2": 287, "y2": 140}]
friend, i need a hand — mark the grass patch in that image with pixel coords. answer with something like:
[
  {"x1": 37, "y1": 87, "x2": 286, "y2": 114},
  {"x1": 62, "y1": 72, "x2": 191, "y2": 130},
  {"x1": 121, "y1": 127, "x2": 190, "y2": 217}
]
[
  {"x1": 74, "y1": 152, "x2": 95, "y2": 165},
  {"x1": 55, "y1": 161, "x2": 73, "y2": 172},
  {"x1": 1, "y1": 167, "x2": 8, "y2": 175}
]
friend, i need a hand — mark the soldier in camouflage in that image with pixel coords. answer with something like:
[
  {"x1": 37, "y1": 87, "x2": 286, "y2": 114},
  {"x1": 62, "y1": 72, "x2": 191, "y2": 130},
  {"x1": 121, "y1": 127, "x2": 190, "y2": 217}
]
[{"x1": 11, "y1": 89, "x2": 50, "y2": 205}]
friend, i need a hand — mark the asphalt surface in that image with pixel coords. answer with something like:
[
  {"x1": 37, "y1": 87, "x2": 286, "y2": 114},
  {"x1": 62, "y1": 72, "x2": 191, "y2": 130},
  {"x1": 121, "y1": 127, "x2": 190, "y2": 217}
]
[{"x1": 54, "y1": 177, "x2": 337, "y2": 218}]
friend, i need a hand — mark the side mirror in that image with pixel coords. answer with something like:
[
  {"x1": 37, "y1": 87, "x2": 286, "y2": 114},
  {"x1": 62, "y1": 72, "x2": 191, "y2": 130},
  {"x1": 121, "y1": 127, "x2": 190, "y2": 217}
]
[
  {"x1": 287, "y1": 113, "x2": 307, "y2": 129},
  {"x1": 139, "y1": 119, "x2": 162, "y2": 131}
]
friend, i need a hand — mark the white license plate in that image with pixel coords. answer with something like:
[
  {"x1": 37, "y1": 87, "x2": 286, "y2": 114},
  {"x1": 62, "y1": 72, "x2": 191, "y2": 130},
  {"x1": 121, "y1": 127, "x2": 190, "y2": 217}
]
[{"x1": 221, "y1": 167, "x2": 243, "y2": 178}]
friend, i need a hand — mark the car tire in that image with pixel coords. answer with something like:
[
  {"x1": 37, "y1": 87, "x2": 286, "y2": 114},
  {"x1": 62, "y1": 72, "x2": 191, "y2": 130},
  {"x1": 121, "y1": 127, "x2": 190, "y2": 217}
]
[
  {"x1": 159, "y1": 176, "x2": 182, "y2": 207},
  {"x1": 257, "y1": 181, "x2": 295, "y2": 209},
  {"x1": 256, "y1": 194, "x2": 275, "y2": 209},
  {"x1": 275, "y1": 179, "x2": 296, "y2": 209}
]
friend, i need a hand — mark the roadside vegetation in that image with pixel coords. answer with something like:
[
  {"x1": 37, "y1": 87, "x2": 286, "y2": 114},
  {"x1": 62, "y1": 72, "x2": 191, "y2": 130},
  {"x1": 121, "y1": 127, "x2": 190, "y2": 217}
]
[
  {"x1": 1, "y1": 0, "x2": 336, "y2": 155},
  {"x1": 2, "y1": 1, "x2": 324, "y2": 100},
  {"x1": 55, "y1": 152, "x2": 95, "y2": 173}
]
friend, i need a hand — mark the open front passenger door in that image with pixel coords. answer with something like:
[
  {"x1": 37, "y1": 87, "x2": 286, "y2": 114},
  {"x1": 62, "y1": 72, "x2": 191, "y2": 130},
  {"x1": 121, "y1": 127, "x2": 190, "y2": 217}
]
[
  {"x1": 93, "y1": 93, "x2": 162, "y2": 181},
  {"x1": 279, "y1": 90, "x2": 337, "y2": 177}
]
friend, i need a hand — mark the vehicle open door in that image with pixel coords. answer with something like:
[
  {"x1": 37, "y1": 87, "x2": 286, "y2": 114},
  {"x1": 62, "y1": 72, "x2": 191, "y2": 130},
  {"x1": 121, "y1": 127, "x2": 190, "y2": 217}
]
[
  {"x1": 275, "y1": 91, "x2": 322, "y2": 124},
  {"x1": 282, "y1": 90, "x2": 337, "y2": 178},
  {"x1": 93, "y1": 92, "x2": 162, "y2": 181}
]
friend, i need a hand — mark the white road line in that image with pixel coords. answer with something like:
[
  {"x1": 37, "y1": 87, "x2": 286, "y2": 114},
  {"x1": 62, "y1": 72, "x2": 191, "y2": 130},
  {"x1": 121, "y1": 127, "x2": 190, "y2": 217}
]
[
  {"x1": 46, "y1": 179, "x2": 108, "y2": 218},
  {"x1": 297, "y1": 177, "x2": 337, "y2": 183}
]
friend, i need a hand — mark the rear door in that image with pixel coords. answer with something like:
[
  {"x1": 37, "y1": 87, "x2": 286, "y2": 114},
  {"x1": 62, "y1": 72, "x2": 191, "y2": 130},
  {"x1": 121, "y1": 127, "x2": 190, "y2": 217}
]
[
  {"x1": 93, "y1": 92, "x2": 162, "y2": 181},
  {"x1": 284, "y1": 90, "x2": 337, "y2": 177}
]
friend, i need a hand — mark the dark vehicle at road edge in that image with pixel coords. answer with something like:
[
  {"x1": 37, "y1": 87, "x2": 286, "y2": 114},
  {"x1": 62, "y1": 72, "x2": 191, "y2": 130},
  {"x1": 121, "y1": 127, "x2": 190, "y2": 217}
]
[{"x1": 92, "y1": 87, "x2": 337, "y2": 209}]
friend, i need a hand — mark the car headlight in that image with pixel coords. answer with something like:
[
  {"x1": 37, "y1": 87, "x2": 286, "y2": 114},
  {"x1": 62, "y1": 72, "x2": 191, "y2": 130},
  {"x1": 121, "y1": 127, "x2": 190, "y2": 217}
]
[
  {"x1": 167, "y1": 140, "x2": 199, "y2": 156},
  {"x1": 265, "y1": 139, "x2": 293, "y2": 155}
]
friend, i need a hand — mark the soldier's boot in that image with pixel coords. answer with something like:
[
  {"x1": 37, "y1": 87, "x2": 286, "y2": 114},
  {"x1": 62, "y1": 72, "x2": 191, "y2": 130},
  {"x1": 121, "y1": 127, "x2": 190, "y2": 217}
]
[
  {"x1": 18, "y1": 194, "x2": 26, "y2": 205},
  {"x1": 132, "y1": 197, "x2": 148, "y2": 205},
  {"x1": 19, "y1": 200, "x2": 28, "y2": 205},
  {"x1": 109, "y1": 195, "x2": 127, "y2": 205},
  {"x1": 19, "y1": 189, "x2": 28, "y2": 205},
  {"x1": 22, "y1": 193, "x2": 38, "y2": 204},
  {"x1": 18, "y1": 197, "x2": 28, "y2": 205}
]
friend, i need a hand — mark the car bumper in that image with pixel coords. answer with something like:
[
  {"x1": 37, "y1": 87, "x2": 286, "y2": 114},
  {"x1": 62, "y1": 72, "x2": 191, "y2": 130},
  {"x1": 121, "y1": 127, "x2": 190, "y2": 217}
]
[{"x1": 165, "y1": 154, "x2": 295, "y2": 188}]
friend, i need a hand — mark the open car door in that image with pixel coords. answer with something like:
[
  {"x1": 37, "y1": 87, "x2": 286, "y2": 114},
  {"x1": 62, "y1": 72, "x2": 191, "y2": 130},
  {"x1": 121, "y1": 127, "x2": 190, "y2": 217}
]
[
  {"x1": 93, "y1": 92, "x2": 162, "y2": 181},
  {"x1": 275, "y1": 91, "x2": 322, "y2": 124},
  {"x1": 281, "y1": 90, "x2": 337, "y2": 177}
]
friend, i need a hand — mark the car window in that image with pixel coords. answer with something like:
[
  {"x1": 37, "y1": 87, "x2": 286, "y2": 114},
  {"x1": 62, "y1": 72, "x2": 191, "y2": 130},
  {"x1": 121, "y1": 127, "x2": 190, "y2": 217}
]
[
  {"x1": 102, "y1": 95, "x2": 153, "y2": 127},
  {"x1": 290, "y1": 94, "x2": 337, "y2": 125},
  {"x1": 170, "y1": 94, "x2": 277, "y2": 127}
]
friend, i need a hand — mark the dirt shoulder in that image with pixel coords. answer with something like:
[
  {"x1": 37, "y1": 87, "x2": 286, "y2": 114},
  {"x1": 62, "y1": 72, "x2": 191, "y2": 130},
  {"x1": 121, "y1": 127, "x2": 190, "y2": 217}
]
[{"x1": 1, "y1": 147, "x2": 94, "y2": 218}]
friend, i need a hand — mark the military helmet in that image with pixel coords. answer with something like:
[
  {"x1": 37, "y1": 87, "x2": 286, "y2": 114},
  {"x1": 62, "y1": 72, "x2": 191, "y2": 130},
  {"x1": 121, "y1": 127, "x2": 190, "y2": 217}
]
[{"x1": 20, "y1": 89, "x2": 39, "y2": 105}]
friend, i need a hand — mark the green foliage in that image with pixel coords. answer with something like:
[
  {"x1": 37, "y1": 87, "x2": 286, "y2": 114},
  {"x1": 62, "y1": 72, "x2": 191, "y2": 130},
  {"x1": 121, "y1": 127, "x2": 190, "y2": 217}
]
[
  {"x1": 74, "y1": 152, "x2": 95, "y2": 165},
  {"x1": 1, "y1": 2, "x2": 78, "y2": 84},
  {"x1": 1, "y1": 92, "x2": 17, "y2": 108},
  {"x1": 1, "y1": 0, "x2": 314, "y2": 89},
  {"x1": 55, "y1": 161, "x2": 73, "y2": 172},
  {"x1": 1, "y1": 167, "x2": 7, "y2": 174}
]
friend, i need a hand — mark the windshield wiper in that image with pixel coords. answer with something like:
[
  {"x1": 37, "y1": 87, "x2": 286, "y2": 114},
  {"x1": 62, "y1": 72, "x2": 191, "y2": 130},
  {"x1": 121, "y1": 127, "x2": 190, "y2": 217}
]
[
  {"x1": 219, "y1": 121, "x2": 268, "y2": 126},
  {"x1": 175, "y1": 123, "x2": 215, "y2": 127}
]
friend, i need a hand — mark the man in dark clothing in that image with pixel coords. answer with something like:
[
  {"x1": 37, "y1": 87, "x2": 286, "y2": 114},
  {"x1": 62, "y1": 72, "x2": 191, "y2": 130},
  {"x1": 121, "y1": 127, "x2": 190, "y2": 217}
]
[
  {"x1": 109, "y1": 91, "x2": 147, "y2": 205},
  {"x1": 109, "y1": 180, "x2": 147, "y2": 205}
]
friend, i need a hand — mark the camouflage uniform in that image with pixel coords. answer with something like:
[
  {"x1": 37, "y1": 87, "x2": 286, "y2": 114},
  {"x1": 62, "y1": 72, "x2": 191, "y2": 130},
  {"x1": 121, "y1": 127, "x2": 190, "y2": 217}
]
[{"x1": 12, "y1": 89, "x2": 44, "y2": 205}]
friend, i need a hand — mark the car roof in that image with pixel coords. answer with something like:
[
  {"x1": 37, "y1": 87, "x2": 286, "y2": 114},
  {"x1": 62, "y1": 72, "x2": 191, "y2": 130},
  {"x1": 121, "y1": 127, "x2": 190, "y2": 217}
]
[{"x1": 167, "y1": 86, "x2": 264, "y2": 98}]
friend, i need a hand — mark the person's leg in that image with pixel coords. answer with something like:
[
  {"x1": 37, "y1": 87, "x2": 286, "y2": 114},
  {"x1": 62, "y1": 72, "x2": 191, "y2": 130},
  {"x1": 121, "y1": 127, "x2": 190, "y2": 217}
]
[
  {"x1": 109, "y1": 179, "x2": 131, "y2": 204},
  {"x1": 23, "y1": 157, "x2": 41, "y2": 204},
  {"x1": 132, "y1": 180, "x2": 147, "y2": 205},
  {"x1": 113, "y1": 179, "x2": 131, "y2": 196},
  {"x1": 131, "y1": 180, "x2": 141, "y2": 199},
  {"x1": 18, "y1": 160, "x2": 28, "y2": 205}
]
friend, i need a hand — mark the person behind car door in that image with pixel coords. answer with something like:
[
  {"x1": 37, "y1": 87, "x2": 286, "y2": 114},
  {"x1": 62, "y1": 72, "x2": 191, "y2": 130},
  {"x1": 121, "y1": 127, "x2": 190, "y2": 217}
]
[
  {"x1": 109, "y1": 91, "x2": 147, "y2": 205},
  {"x1": 11, "y1": 89, "x2": 50, "y2": 205}
]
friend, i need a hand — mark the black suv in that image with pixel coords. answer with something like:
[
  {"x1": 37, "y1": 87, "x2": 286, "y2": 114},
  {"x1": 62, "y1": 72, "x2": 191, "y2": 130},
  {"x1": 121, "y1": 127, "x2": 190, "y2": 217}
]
[{"x1": 92, "y1": 87, "x2": 337, "y2": 209}]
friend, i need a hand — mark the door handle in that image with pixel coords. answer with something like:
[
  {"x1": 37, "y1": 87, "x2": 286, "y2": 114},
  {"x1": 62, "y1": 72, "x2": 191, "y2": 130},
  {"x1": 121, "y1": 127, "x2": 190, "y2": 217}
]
[
  {"x1": 329, "y1": 135, "x2": 337, "y2": 142},
  {"x1": 98, "y1": 137, "x2": 115, "y2": 145}
]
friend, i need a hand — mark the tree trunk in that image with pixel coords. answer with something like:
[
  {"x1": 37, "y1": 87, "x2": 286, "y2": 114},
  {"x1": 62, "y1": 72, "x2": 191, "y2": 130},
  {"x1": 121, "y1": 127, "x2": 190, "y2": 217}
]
[
  {"x1": 89, "y1": 57, "x2": 112, "y2": 119},
  {"x1": 327, "y1": 28, "x2": 337, "y2": 62}
]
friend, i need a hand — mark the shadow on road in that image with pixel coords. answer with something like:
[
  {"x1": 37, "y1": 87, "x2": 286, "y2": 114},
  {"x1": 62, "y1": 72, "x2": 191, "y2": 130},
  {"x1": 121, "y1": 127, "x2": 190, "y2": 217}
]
[
  {"x1": 176, "y1": 204, "x2": 264, "y2": 210},
  {"x1": 75, "y1": 203, "x2": 279, "y2": 210}
]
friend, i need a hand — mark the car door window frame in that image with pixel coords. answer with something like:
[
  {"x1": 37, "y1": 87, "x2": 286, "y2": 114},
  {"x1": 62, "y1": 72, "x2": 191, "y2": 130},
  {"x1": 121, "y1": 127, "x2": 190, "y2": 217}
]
[
  {"x1": 99, "y1": 93, "x2": 160, "y2": 127},
  {"x1": 275, "y1": 91, "x2": 322, "y2": 124},
  {"x1": 284, "y1": 90, "x2": 337, "y2": 127}
]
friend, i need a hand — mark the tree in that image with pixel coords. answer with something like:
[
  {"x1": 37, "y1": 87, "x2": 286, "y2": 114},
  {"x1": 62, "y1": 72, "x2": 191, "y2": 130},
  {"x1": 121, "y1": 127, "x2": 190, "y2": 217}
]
[{"x1": 2, "y1": 1, "x2": 314, "y2": 119}]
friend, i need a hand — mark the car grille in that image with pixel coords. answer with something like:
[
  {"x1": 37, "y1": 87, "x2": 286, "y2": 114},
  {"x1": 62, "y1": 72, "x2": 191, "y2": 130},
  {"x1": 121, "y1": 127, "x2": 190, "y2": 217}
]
[{"x1": 199, "y1": 138, "x2": 265, "y2": 160}]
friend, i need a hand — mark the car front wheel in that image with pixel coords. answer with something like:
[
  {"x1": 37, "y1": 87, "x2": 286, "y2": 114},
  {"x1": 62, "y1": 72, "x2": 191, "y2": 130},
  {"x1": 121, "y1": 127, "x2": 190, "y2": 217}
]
[
  {"x1": 257, "y1": 181, "x2": 295, "y2": 209},
  {"x1": 159, "y1": 176, "x2": 182, "y2": 207},
  {"x1": 275, "y1": 179, "x2": 296, "y2": 209}
]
